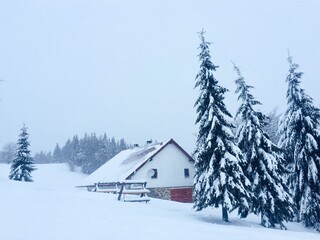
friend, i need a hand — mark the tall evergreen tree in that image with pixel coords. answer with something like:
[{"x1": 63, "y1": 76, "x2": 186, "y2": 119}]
[
  {"x1": 53, "y1": 143, "x2": 62, "y2": 163},
  {"x1": 9, "y1": 124, "x2": 36, "y2": 182},
  {"x1": 278, "y1": 56, "x2": 320, "y2": 231},
  {"x1": 68, "y1": 135, "x2": 82, "y2": 171},
  {"x1": 193, "y1": 30, "x2": 250, "y2": 222},
  {"x1": 233, "y1": 64, "x2": 294, "y2": 229},
  {"x1": 118, "y1": 138, "x2": 128, "y2": 152},
  {"x1": 81, "y1": 133, "x2": 101, "y2": 174},
  {"x1": 263, "y1": 108, "x2": 281, "y2": 144},
  {"x1": 61, "y1": 138, "x2": 72, "y2": 164}
]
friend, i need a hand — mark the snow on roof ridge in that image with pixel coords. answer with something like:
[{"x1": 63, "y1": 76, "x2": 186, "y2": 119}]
[{"x1": 133, "y1": 139, "x2": 168, "y2": 148}]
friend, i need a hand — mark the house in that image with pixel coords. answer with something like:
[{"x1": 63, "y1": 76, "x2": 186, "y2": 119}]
[{"x1": 82, "y1": 138, "x2": 195, "y2": 203}]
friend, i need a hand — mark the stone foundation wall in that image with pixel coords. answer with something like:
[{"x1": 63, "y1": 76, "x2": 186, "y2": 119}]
[{"x1": 148, "y1": 187, "x2": 171, "y2": 200}]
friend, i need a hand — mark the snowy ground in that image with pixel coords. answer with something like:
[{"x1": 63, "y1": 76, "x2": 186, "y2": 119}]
[{"x1": 0, "y1": 164, "x2": 319, "y2": 240}]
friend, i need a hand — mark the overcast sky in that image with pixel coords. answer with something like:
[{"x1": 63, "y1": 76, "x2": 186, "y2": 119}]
[{"x1": 0, "y1": 0, "x2": 320, "y2": 154}]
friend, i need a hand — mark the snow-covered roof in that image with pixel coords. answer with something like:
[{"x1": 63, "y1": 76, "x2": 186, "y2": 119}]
[{"x1": 82, "y1": 139, "x2": 176, "y2": 185}]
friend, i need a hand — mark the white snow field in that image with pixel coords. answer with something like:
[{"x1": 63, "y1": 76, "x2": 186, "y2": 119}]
[{"x1": 0, "y1": 164, "x2": 319, "y2": 240}]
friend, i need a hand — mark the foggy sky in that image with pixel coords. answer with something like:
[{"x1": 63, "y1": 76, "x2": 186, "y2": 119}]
[{"x1": 0, "y1": 0, "x2": 320, "y2": 154}]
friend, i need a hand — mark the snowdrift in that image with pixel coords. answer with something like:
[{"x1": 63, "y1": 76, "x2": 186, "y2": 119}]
[{"x1": 0, "y1": 164, "x2": 318, "y2": 240}]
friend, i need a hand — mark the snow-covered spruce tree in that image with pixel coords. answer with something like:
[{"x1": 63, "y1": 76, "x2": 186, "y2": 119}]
[
  {"x1": 263, "y1": 108, "x2": 281, "y2": 144},
  {"x1": 278, "y1": 56, "x2": 320, "y2": 231},
  {"x1": 233, "y1": 63, "x2": 294, "y2": 229},
  {"x1": 9, "y1": 124, "x2": 36, "y2": 182},
  {"x1": 193, "y1": 30, "x2": 250, "y2": 222}
]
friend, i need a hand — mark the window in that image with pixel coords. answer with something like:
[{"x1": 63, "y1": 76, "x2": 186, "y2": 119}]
[
  {"x1": 184, "y1": 168, "x2": 190, "y2": 178},
  {"x1": 148, "y1": 169, "x2": 158, "y2": 179}
]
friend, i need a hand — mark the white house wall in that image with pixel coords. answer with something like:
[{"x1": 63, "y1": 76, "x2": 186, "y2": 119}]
[{"x1": 131, "y1": 143, "x2": 194, "y2": 188}]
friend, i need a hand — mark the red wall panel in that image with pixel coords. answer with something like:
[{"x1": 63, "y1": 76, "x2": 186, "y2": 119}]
[{"x1": 170, "y1": 188, "x2": 193, "y2": 203}]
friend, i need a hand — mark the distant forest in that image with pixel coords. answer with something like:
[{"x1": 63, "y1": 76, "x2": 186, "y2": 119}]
[
  {"x1": 0, "y1": 111, "x2": 280, "y2": 175},
  {"x1": 0, "y1": 133, "x2": 130, "y2": 175}
]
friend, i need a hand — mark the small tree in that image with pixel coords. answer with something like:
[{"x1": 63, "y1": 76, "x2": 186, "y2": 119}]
[
  {"x1": 233, "y1": 63, "x2": 294, "y2": 229},
  {"x1": 278, "y1": 56, "x2": 320, "y2": 231},
  {"x1": 193, "y1": 30, "x2": 250, "y2": 222},
  {"x1": 9, "y1": 124, "x2": 36, "y2": 182}
]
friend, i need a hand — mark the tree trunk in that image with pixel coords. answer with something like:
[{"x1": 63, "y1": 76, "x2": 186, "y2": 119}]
[
  {"x1": 261, "y1": 213, "x2": 265, "y2": 227},
  {"x1": 222, "y1": 206, "x2": 229, "y2": 222}
]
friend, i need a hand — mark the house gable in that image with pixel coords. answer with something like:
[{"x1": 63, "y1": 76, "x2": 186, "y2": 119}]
[
  {"x1": 128, "y1": 140, "x2": 195, "y2": 188},
  {"x1": 126, "y1": 139, "x2": 193, "y2": 179}
]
